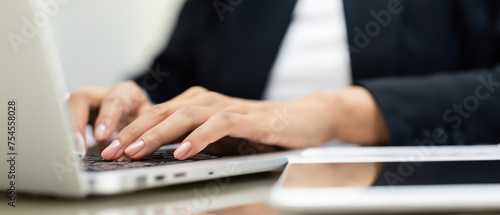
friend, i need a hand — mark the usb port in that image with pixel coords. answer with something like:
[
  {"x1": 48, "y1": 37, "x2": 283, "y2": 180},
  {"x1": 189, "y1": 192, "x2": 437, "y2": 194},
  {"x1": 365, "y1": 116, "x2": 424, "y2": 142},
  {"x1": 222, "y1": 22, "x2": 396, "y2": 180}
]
[
  {"x1": 155, "y1": 175, "x2": 165, "y2": 181},
  {"x1": 174, "y1": 172, "x2": 186, "y2": 178},
  {"x1": 137, "y1": 176, "x2": 147, "y2": 186}
]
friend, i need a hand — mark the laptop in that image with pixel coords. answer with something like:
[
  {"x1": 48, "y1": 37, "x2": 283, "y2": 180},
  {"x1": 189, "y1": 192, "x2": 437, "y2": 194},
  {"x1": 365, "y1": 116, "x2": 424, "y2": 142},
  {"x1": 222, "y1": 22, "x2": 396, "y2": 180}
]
[{"x1": 0, "y1": 0, "x2": 292, "y2": 198}]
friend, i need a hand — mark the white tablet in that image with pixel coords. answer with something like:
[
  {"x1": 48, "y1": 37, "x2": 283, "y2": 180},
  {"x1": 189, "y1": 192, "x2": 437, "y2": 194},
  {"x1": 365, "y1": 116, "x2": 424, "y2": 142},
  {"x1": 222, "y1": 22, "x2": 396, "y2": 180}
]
[{"x1": 269, "y1": 159, "x2": 500, "y2": 214}]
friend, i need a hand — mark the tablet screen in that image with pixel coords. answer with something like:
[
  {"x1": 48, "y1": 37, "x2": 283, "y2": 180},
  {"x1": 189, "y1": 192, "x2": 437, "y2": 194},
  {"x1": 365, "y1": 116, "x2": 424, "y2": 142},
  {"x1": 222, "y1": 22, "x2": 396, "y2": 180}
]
[{"x1": 282, "y1": 160, "x2": 500, "y2": 188}]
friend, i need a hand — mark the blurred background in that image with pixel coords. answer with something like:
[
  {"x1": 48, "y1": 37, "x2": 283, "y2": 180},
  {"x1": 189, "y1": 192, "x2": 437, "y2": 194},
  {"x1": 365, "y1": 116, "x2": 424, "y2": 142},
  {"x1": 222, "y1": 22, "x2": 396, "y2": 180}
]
[{"x1": 50, "y1": 0, "x2": 185, "y2": 91}]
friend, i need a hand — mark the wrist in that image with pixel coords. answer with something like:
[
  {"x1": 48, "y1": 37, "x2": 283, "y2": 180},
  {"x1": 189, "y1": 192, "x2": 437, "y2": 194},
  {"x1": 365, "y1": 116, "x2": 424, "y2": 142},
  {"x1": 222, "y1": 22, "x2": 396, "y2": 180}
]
[{"x1": 320, "y1": 87, "x2": 390, "y2": 146}]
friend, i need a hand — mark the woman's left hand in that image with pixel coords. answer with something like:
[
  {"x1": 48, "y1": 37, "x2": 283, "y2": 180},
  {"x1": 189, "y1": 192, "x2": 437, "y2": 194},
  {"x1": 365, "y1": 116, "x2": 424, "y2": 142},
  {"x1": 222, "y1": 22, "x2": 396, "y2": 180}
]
[{"x1": 100, "y1": 86, "x2": 388, "y2": 160}]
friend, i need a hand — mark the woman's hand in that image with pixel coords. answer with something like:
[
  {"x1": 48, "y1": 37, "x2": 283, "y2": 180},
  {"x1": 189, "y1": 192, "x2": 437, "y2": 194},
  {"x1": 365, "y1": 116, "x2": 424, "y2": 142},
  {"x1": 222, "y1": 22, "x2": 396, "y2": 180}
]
[
  {"x1": 69, "y1": 81, "x2": 153, "y2": 153},
  {"x1": 98, "y1": 86, "x2": 389, "y2": 161}
]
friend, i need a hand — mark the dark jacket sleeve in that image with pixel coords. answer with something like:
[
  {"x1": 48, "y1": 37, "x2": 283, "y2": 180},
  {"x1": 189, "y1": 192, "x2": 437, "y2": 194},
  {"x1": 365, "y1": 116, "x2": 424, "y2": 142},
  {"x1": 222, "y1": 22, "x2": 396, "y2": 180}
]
[
  {"x1": 133, "y1": 0, "x2": 211, "y2": 104},
  {"x1": 359, "y1": 66, "x2": 500, "y2": 146}
]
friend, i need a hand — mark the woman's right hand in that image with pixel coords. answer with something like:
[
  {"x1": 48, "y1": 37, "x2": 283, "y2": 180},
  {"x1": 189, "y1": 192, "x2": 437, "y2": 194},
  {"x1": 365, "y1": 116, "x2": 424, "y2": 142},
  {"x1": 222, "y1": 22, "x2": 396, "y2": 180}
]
[{"x1": 69, "y1": 81, "x2": 153, "y2": 152}]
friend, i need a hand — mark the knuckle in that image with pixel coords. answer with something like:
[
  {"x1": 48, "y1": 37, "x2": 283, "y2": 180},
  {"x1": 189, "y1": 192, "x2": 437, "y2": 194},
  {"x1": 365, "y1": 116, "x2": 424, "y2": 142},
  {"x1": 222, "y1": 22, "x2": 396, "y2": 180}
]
[
  {"x1": 213, "y1": 112, "x2": 234, "y2": 126},
  {"x1": 103, "y1": 95, "x2": 122, "y2": 106},
  {"x1": 224, "y1": 102, "x2": 247, "y2": 113},
  {"x1": 150, "y1": 103, "x2": 170, "y2": 116},
  {"x1": 187, "y1": 86, "x2": 208, "y2": 94},
  {"x1": 178, "y1": 106, "x2": 195, "y2": 114},
  {"x1": 69, "y1": 91, "x2": 82, "y2": 100},
  {"x1": 145, "y1": 127, "x2": 163, "y2": 145},
  {"x1": 131, "y1": 88, "x2": 146, "y2": 102},
  {"x1": 203, "y1": 91, "x2": 221, "y2": 99},
  {"x1": 120, "y1": 124, "x2": 138, "y2": 140},
  {"x1": 192, "y1": 126, "x2": 209, "y2": 140},
  {"x1": 103, "y1": 97, "x2": 129, "y2": 115},
  {"x1": 124, "y1": 80, "x2": 138, "y2": 88},
  {"x1": 116, "y1": 80, "x2": 136, "y2": 90},
  {"x1": 176, "y1": 106, "x2": 196, "y2": 118},
  {"x1": 69, "y1": 89, "x2": 87, "y2": 102}
]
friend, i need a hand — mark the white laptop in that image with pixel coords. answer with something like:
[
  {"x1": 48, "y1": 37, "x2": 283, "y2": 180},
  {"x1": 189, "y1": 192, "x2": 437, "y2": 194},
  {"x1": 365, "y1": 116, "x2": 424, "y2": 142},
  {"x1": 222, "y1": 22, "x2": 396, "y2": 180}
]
[{"x1": 0, "y1": 0, "x2": 292, "y2": 198}]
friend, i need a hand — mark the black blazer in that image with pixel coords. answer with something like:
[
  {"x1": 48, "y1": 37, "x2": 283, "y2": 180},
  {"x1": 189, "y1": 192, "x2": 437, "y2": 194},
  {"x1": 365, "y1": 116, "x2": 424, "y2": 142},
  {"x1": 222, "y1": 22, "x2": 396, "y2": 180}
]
[{"x1": 135, "y1": 0, "x2": 500, "y2": 146}]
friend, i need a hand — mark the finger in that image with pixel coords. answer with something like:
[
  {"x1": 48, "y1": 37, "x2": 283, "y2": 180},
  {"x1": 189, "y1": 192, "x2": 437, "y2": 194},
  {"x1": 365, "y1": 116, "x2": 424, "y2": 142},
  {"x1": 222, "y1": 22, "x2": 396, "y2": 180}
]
[
  {"x1": 93, "y1": 95, "x2": 132, "y2": 143},
  {"x1": 69, "y1": 92, "x2": 90, "y2": 142},
  {"x1": 123, "y1": 106, "x2": 217, "y2": 160},
  {"x1": 116, "y1": 155, "x2": 127, "y2": 162},
  {"x1": 74, "y1": 130, "x2": 87, "y2": 157},
  {"x1": 101, "y1": 139, "x2": 126, "y2": 161},
  {"x1": 174, "y1": 112, "x2": 249, "y2": 160},
  {"x1": 93, "y1": 82, "x2": 149, "y2": 143},
  {"x1": 69, "y1": 88, "x2": 108, "y2": 146},
  {"x1": 101, "y1": 101, "x2": 188, "y2": 160}
]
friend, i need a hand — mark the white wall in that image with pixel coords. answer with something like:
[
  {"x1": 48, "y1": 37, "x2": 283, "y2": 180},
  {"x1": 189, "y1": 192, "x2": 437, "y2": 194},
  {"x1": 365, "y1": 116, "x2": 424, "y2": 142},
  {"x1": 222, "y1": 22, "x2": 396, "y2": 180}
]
[{"x1": 50, "y1": 0, "x2": 185, "y2": 90}]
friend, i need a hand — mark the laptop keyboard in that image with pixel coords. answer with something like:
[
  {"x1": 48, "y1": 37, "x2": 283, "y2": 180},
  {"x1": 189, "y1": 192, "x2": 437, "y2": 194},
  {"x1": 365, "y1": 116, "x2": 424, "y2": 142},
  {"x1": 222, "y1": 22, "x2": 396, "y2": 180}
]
[{"x1": 82, "y1": 148, "x2": 219, "y2": 172}]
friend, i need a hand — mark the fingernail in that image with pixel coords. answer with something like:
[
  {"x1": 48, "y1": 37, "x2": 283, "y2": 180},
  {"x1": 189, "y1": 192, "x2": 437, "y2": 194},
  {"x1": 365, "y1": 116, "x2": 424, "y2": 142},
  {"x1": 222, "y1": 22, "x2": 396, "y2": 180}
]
[
  {"x1": 102, "y1": 140, "x2": 121, "y2": 160},
  {"x1": 95, "y1": 124, "x2": 106, "y2": 140},
  {"x1": 125, "y1": 140, "x2": 144, "y2": 156},
  {"x1": 86, "y1": 125, "x2": 96, "y2": 147},
  {"x1": 74, "y1": 132, "x2": 87, "y2": 157},
  {"x1": 174, "y1": 142, "x2": 191, "y2": 159}
]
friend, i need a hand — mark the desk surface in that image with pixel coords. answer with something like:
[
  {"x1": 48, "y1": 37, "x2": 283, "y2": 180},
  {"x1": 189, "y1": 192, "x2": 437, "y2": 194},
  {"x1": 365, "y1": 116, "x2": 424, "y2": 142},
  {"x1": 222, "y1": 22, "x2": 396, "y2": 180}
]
[
  {"x1": 0, "y1": 171, "x2": 282, "y2": 215},
  {"x1": 2, "y1": 170, "x2": 500, "y2": 215}
]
